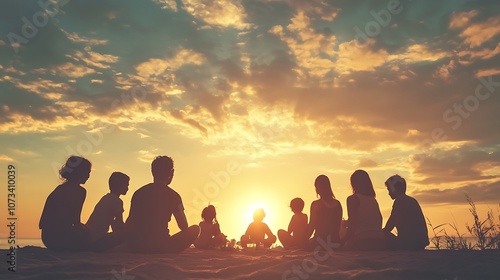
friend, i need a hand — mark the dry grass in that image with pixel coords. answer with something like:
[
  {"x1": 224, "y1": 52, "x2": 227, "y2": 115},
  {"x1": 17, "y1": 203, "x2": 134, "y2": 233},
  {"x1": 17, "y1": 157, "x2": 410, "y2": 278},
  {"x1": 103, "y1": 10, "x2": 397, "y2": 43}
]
[{"x1": 427, "y1": 195, "x2": 500, "y2": 250}]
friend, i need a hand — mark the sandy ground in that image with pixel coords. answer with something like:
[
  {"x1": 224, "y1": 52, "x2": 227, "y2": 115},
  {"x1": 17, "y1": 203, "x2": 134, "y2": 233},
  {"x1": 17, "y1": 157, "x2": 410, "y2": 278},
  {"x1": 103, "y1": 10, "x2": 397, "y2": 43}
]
[{"x1": 1, "y1": 246, "x2": 500, "y2": 280}]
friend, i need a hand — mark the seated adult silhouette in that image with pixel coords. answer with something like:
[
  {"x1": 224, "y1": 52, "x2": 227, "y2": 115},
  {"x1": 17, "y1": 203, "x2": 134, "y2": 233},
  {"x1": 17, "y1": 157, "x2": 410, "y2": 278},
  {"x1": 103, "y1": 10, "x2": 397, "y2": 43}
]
[
  {"x1": 241, "y1": 208, "x2": 277, "y2": 248},
  {"x1": 383, "y1": 175, "x2": 429, "y2": 250},
  {"x1": 308, "y1": 175, "x2": 342, "y2": 249},
  {"x1": 342, "y1": 170, "x2": 385, "y2": 251},
  {"x1": 278, "y1": 197, "x2": 310, "y2": 249},
  {"x1": 125, "y1": 156, "x2": 199, "y2": 253},
  {"x1": 39, "y1": 156, "x2": 92, "y2": 251}
]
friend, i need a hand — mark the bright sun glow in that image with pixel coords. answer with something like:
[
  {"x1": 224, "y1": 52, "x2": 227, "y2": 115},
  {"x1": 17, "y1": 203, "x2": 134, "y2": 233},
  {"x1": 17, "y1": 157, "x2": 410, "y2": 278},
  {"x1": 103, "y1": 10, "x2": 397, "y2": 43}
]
[
  {"x1": 245, "y1": 203, "x2": 268, "y2": 225},
  {"x1": 238, "y1": 201, "x2": 290, "y2": 238},
  {"x1": 216, "y1": 182, "x2": 300, "y2": 242}
]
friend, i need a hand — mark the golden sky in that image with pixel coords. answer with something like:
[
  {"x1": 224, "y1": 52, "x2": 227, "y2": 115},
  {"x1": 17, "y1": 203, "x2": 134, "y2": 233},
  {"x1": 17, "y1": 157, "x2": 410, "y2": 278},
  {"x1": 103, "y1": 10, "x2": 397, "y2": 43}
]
[{"x1": 0, "y1": 0, "x2": 499, "y2": 241}]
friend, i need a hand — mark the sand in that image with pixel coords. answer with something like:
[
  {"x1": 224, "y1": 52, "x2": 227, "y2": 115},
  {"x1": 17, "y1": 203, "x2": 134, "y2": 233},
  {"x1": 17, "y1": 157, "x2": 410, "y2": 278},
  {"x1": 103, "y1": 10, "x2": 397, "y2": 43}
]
[{"x1": 1, "y1": 246, "x2": 500, "y2": 280}]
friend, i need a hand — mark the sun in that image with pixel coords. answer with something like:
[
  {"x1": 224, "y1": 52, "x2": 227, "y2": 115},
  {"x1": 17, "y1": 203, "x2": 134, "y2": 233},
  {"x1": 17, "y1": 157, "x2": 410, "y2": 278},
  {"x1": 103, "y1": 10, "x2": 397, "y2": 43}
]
[
  {"x1": 245, "y1": 203, "x2": 266, "y2": 224},
  {"x1": 220, "y1": 186, "x2": 293, "y2": 241},
  {"x1": 241, "y1": 201, "x2": 282, "y2": 233}
]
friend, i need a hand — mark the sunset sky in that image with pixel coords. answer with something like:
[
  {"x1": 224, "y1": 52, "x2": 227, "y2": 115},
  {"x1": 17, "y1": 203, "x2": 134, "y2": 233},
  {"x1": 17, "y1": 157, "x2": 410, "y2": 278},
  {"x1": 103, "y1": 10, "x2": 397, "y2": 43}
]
[{"x1": 1, "y1": 0, "x2": 499, "y2": 244}]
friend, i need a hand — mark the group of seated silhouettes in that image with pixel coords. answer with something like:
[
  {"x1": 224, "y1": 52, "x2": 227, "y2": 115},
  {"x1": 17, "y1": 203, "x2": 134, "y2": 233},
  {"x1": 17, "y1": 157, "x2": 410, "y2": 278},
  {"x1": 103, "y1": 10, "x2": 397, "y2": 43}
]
[{"x1": 39, "y1": 155, "x2": 429, "y2": 253}]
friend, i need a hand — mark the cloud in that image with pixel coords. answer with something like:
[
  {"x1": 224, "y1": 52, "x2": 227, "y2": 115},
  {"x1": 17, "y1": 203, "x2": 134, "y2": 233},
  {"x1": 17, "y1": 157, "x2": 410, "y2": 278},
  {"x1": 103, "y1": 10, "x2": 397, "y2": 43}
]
[
  {"x1": 433, "y1": 59, "x2": 457, "y2": 81},
  {"x1": 3, "y1": 67, "x2": 26, "y2": 75},
  {"x1": 137, "y1": 132, "x2": 150, "y2": 138},
  {"x1": 269, "y1": 11, "x2": 336, "y2": 80},
  {"x1": 390, "y1": 44, "x2": 450, "y2": 64},
  {"x1": 0, "y1": 154, "x2": 13, "y2": 161},
  {"x1": 51, "y1": 62, "x2": 96, "y2": 78},
  {"x1": 154, "y1": 0, "x2": 178, "y2": 11},
  {"x1": 11, "y1": 149, "x2": 40, "y2": 157},
  {"x1": 181, "y1": 0, "x2": 251, "y2": 29},
  {"x1": 475, "y1": 68, "x2": 500, "y2": 78},
  {"x1": 458, "y1": 42, "x2": 500, "y2": 61},
  {"x1": 42, "y1": 135, "x2": 73, "y2": 141},
  {"x1": 138, "y1": 149, "x2": 159, "y2": 163},
  {"x1": 449, "y1": 10, "x2": 479, "y2": 29},
  {"x1": 358, "y1": 158, "x2": 378, "y2": 168},
  {"x1": 411, "y1": 146, "x2": 500, "y2": 185},
  {"x1": 413, "y1": 180, "x2": 500, "y2": 205},
  {"x1": 272, "y1": 32, "x2": 450, "y2": 79},
  {"x1": 63, "y1": 30, "x2": 109, "y2": 46},
  {"x1": 169, "y1": 109, "x2": 209, "y2": 136},
  {"x1": 297, "y1": 0, "x2": 340, "y2": 21},
  {"x1": 335, "y1": 39, "x2": 388, "y2": 74},
  {"x1": 134, "y1": 49, "x2": 206, "y2": 78},
  {"x1": 0, "y1": 110, "x2": 87, "y2": 134},
  {"x1": 69, "y1": 50, "x2": 119, "y2": 69},
  {"x1": 450, "y1": 11, "x2": 500, "y2": 48}
]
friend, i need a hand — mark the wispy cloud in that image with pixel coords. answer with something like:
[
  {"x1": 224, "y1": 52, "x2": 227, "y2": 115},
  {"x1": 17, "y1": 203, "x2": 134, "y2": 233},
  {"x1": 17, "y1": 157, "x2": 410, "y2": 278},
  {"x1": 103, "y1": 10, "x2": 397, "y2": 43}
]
[
  {"x1": 413, "y1": 180, "x2": 500, "y2": 204},
  {"x1": 0, "y1": 154, "x2": 14, "y2": 161},
  {"x1": 165, "y1": 0, "x2": 251, "y2": 29}
]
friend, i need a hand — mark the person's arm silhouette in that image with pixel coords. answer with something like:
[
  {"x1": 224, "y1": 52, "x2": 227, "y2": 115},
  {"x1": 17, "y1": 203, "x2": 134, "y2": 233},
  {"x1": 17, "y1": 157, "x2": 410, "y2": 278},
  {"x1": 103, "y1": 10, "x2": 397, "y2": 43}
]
[
  {"x1": 288, "y1": 216, "x2": 294, "y2": 235},
  {"x1": 174, "y1": 210, "x2": 189, "y2": 231},
  {"x1": 309, "y1": 201, "x2": 318, "y2": 234},
  {"x1": 111, "y1": 212, "x2": 125, "y2": 232},
  {"x1": 344, "y1": 195, "x2": 359, "y2": 243},
  {"x1": 264, "y1": 223, "x2": 274, "y2": 239},
  {"x1": 384, "y1": 203, "x2": 397, "y2": 232},
  {"x1": 72, "y1": 188, "x2": 86, "y2": 227}
]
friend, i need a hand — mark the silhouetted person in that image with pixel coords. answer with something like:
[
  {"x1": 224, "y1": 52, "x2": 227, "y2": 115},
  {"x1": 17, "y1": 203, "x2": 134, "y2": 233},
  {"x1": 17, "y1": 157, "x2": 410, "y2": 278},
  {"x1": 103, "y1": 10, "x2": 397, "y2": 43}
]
[
  {"x1": 343, "y1": 170, "x2": 385, "y2": 250},
  {"x1": 125, "y1": 156, "x2": 200, "y2": 253},
  {"x1": 308, "y1": 175, "x2": 342, "y2": 249},
  {"x1": 383, "y1": 175, "x2": 429, "y2": 250},
  {"x1": 39, "y1": 156, "x2": 92, "y2": 251},
  {"x1": 86, "y1": 172, "x2": 129, "y2": 251},
  {"x1": 194, "y1": 205, "x2": 227, "y2": 249},
  {"x1": 241, "y1": 208, "x2": 276, "y2": 248},
  {"x1": 278, "y1": 198, "x2": 310, "y2": 249}
]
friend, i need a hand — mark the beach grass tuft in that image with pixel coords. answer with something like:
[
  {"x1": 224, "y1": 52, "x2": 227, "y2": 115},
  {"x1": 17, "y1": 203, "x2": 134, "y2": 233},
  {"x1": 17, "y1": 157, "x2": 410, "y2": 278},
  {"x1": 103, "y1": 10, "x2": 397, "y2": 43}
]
[{"x1": 427, "y1": 195, "x2": 500, "y2": 250}]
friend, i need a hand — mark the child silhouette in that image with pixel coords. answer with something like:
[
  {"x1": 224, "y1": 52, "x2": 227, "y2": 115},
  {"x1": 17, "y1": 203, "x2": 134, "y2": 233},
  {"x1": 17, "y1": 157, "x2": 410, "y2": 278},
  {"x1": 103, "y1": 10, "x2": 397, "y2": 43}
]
[
  {"x1": 39, "y1": 156, "x2": 92, "y2": 251},
  {"x1": 194, "y1": 205, "x2": 227, "y2": 249},
  {"x1": 278, "y1": 198, "x2": 310, "y2": 249},
  {"x1": 86, "y1": 172, "x2": 129, "y2": 251},
  {"x1": 241, "y1": 208, "x2": 276, "y2": 248}
]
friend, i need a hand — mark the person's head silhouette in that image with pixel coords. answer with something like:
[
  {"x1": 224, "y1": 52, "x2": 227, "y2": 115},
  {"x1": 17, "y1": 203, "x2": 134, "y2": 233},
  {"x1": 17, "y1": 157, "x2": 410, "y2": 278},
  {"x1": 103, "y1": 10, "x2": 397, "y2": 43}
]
[
  {"x1": 202, "y1": 205, "x2": 217, "y2": 222},
  {"x1": 290, "y1": 198, "x2": 305, "y2": 214},
  {"x1": 151, "y1": 156, "x2": 174, "y2": 185},
  {"x1": 315, "y1": 174, "x2": 335, "y2": 199},
  {"x1": 59, "y1": 156, "x2": 92, "y2": 184},
  {"x1": 350, "y1": 169, "x2": 376, "y2": 197},
  {"x1": 253, "y1": 208, "x2": 266, "y2": 222},
  {"x1": 385, "y1": 174, "x2": 406, "y2": 199},
  {"x1": 109, "y1": 172, "x2": 130, "y2": 195}
]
